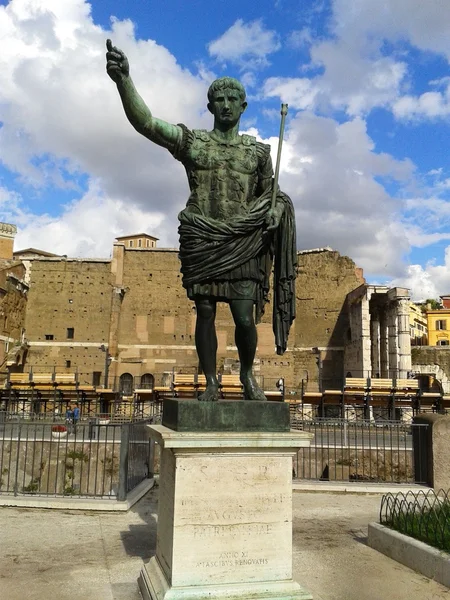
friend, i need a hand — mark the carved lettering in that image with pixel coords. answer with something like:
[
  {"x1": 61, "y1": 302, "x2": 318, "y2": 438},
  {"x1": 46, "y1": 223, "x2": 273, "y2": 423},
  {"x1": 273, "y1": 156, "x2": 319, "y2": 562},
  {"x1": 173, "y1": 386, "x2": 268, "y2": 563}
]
[
  {"x1": 193, "y1": 523, "x2": 272, "y2": 538},
  {"x1": 196, "y1": 556, "x2": 269, "y2": 569}
]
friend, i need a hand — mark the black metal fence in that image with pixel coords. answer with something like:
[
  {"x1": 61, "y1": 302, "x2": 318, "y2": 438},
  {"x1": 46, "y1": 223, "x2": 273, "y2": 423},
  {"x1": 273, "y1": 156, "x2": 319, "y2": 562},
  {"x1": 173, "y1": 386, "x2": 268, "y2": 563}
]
[
  {"x1": 380, "y1": 489, "x2": 450, "y2": 552},
  {"x1": 293, "y1": 418, "x2": 429, "y2": 484},
  {"x1": 0, "y1": 418, "x2": 154, "y2": 499}
]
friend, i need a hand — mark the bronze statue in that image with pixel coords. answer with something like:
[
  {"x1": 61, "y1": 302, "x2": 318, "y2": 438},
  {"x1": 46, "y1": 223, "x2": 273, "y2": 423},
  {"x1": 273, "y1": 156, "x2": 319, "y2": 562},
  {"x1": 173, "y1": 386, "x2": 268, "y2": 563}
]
[{"x1": 106, "y1": 40, "x2": 297, "y2": 402}]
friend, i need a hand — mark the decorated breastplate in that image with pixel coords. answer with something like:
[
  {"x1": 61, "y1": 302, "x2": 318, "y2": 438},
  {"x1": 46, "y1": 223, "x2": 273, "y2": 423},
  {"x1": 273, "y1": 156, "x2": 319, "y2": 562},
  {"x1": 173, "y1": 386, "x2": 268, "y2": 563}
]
[{"x1": 186, "y1": 131, "x2": 259, "y2": 220}]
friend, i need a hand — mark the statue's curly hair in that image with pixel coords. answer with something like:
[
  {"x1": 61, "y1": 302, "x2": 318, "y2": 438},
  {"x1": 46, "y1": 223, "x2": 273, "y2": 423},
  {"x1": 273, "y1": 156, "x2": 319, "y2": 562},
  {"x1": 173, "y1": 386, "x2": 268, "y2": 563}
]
[{"x1": 207, "y1": 77, "x2": 246, "y2": 103}]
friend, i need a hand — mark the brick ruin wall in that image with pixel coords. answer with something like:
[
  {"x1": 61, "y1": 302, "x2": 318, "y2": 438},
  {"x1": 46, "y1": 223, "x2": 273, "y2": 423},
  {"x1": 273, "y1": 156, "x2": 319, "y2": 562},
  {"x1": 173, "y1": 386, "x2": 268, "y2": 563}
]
[
  {"x1": 22, "y1": 248, "x2": 364, "y2": 392},
  {"x1": 24, "y1": 260, "x2": 112, "y2": 385}
]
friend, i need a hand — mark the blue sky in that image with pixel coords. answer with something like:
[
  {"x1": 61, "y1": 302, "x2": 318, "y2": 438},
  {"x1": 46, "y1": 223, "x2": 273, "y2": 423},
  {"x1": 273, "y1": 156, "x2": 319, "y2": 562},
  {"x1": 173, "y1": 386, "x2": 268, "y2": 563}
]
[{"x1": 1, "y1": 0, "x2": 450, "y2": 300}]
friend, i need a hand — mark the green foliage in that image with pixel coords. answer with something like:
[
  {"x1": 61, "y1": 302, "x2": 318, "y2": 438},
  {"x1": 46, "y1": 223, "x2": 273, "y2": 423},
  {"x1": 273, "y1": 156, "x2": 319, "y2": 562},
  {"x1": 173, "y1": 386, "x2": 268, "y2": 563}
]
[
  {"x1": 420, "y1": 298, "x2": 442, "y2": 312},
  {"x1": 66, "y1": 450, "x2": 89, "y2": 463},
  {"x1": 22, "y1": 478, "x2": 40, "y2": 494},
  {"x1": 386, "y1": 502, "x2": 450, "y2": 553}
]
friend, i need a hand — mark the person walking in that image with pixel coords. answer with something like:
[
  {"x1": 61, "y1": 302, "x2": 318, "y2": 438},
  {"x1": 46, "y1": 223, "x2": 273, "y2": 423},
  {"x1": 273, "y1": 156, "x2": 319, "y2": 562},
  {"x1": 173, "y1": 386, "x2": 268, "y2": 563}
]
[{"x1": 65, "y1": 404, "x2": 74, "y2": 435}]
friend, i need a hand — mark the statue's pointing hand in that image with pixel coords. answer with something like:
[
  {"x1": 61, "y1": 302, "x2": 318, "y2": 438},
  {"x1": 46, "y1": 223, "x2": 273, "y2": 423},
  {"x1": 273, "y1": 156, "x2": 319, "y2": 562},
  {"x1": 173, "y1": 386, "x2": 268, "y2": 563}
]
[{"x1": 106, "y1": 39, "x2": 130, "y2": 83}]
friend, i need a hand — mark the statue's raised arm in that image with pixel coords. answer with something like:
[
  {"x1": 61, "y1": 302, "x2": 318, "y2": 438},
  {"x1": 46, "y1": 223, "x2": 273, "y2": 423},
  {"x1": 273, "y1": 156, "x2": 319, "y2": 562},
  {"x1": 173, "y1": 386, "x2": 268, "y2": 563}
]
[{"x1": 106, "y1": 39, "x2": 180, "y2": 151}]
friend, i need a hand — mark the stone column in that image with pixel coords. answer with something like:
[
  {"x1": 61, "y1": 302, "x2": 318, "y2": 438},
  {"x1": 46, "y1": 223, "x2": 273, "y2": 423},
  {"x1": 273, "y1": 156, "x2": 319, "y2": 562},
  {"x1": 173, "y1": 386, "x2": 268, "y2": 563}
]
[
  {"x1": 361, "y1": 294, "x2": 372, "y2": 378},
  {"x1": 387, "y1": 303, "x2": 398, "y2": 379},
  {"x1": 379, "y1": 308, "x2": 389, "y2": 378},
  {"x1": 397, "y1": 298, "x2": 412, "y2": 378},
  {"x1": 370, "y1": 308, "x2": 381, "y2": 377}
]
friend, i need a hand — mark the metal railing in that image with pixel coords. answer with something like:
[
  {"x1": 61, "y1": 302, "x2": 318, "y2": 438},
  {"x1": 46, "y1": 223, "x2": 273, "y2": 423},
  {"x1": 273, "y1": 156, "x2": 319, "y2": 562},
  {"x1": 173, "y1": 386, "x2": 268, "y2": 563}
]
[
  {"x1": 380, "y1": 489, "x2": 450, "y2": 552},
  {"x1": 0, "y1": 419, "x2": 154, "y2": 499},
  {"x1": 293, "y1": 418, "x2": 429, "y2": 484}
]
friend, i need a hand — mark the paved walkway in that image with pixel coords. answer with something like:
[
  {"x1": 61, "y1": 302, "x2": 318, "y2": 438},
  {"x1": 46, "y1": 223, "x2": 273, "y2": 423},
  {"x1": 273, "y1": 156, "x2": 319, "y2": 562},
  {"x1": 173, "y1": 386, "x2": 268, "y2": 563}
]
[{"x1": 0, "y1": 488, "x2": 449, "y2": 600}]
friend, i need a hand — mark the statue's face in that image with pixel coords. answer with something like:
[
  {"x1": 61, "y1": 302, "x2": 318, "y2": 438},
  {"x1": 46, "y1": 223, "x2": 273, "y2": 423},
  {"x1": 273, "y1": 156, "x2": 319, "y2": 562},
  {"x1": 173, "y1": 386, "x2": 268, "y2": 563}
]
[{"x1": 208, "y1": 89, "x2": 247, "y2": 125}]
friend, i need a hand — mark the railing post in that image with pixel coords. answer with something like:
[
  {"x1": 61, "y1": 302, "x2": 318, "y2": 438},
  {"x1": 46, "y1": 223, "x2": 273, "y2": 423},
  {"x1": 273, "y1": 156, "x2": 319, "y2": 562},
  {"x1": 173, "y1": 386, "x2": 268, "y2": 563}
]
[
  {"x1": 118, "y1": 423, "x2": 130, "y2": 501},
  {"x1": 14, "y1": 423, "x2": 21, "y2": 496}
]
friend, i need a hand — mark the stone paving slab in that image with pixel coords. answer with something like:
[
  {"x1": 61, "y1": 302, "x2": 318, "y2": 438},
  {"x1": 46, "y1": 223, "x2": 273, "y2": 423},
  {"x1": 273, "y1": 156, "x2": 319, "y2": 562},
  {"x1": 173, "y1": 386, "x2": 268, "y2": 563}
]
[{"x1": 0, "y1": 488, "x2": 449, "y2": 600}]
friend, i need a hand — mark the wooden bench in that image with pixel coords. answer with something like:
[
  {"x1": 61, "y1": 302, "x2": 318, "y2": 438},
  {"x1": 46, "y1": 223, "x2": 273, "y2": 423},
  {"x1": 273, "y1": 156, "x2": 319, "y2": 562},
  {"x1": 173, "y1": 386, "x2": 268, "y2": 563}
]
[
  {"x1": 368, "y1": 378, "x2": 394, "y2": 405},
  {"x1": 394, "y1": 378, "x2": 419, "y2": 400},
  {"x1": 153, "y1": 385, "x2": 172, "y2": 400},
  {"x1": 54, "y1": 373, "x2": 77, "y2": 386},
  {"x1": 322, "y1": 389, "x2": 343, "y2": 403},
  {"x1": 343, "y1": 378, "x2": 368, "y2": 403},
  {"x1": 265, "y1": 389, "x2": 283, "y2": 401},
  {"x1": 301, "y1": 388, "x2": 322, "y2": 404},
  {"x1": 172, "y1": 373, "x2": 199, "y2": 397},
  {"x1": 31, "y1": 373, "x2": 54, "y2": 386},
  {"x1": 441, "y1": 395, "x2": 450, "y2": 410},
  {"x1": 8, "y1": 373, "x2": 31, "y2": 386},
  {"x1": 219, "y1": 374, "x2": 243, "y2": 399}
]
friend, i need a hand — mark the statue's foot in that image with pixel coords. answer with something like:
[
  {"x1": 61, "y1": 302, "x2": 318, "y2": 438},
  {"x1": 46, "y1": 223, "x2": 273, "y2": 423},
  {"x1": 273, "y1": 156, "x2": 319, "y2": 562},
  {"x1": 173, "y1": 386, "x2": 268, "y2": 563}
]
[
  {"x1": 241, "y1": 373, "x2": 267, "y2": 401},
  {"x1": 198, "y1": 385, "x2": 219, "y2": 402}
]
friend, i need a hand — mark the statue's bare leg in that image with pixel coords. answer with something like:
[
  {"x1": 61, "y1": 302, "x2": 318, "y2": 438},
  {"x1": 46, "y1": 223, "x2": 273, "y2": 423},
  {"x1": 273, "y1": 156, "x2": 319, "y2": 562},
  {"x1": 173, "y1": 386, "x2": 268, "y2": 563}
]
[
  {"x1": 229, "y1": 299, "x2": 266, "y2": 401},
  {"x1": 195, "y1": 298, "x2": 220, "y2": 402}
]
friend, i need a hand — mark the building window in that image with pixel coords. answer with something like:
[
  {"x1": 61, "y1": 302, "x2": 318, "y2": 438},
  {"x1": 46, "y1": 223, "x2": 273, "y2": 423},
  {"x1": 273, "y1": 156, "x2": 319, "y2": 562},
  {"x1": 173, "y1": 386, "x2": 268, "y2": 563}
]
[
  {"x1": 140, "y1": 373, "x2": 154, "y2": 389},
  {"x1": 129, "y1": 240, "x2": 133, "y2": 247},
  {"x1": 45, "y1": 334, "x2": 54, "y2": 340},
  {"x1": 437, "y1": 340, "x2": 449, "y2": 346},
  {"x1": 67, "y1": 328, "x2": 74, "y2": 339},
  {"x1": 436, "y1": 320, "x2": 447, "y2": 330},
  {"x1": 119, "y1": 373, "x2": 133, "y2": 395},
  {"x1": 66, "y1": 360, "x2": 71, "y2": 368},
  {"x1": 138, "y1": 239, "x2": 142, "y2": 247},
  {"x1": 92, "y1": 371, "x2": 101, "y2": 386}
]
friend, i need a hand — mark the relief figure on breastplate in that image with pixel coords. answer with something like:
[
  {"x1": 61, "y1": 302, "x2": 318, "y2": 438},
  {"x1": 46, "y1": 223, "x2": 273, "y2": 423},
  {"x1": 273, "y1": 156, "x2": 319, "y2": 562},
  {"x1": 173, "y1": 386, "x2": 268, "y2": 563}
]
[{"x1": 106, "y1": 39, "x2": 297, "y2": 402}]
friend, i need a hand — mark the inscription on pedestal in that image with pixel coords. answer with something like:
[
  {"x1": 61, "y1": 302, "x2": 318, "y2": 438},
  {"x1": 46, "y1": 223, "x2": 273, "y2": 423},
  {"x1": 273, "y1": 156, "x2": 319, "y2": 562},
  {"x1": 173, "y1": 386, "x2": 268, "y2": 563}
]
[{"x1": 162, "y1": 454, "x2": 293, "y2": 587}]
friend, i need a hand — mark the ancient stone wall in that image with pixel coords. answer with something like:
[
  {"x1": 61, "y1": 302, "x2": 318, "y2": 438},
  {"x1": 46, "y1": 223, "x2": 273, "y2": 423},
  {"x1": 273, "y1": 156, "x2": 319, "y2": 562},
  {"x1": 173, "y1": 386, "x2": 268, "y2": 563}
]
[
  {"x1": 294, "y1": 249, "x2": 365, "y2": 391},
  {"x1": 412, "y1": 346, "x2": 450, "y2": 394},
  {"x1": 0, "y1": 264, "x2": 28, "y2": 372},
  {"x1": 20, "y1": 247, "x2": 365, "y2": 393},
  {"x1": 24, "y1": 259, "x2": 113, "y2": 384}
]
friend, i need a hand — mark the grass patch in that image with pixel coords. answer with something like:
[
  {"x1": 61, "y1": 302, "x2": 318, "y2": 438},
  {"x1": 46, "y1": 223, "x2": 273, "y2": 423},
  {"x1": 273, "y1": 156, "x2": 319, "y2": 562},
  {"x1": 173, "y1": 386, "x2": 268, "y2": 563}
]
[{"x1": 383, "y1": 500, "x2": 450, "y2": 553}]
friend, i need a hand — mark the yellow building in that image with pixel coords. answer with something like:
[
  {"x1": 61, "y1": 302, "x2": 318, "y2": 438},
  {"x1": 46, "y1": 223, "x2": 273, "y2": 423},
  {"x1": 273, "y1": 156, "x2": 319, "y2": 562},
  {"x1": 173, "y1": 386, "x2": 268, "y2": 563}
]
[
  {"x1": 427, "y1": 301, "x2": 450, "y2": 346},
  {"x1": 409, "y1": 302, "x2": 428, "y2": 346}
]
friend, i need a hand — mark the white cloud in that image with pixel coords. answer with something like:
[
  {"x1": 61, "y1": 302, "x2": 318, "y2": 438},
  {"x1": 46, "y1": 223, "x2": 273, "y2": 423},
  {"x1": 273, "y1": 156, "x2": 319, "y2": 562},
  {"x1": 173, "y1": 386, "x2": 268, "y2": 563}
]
[
  {"x1": 0, "y1": 0, "x2": 215, "y2": 253},
  {"x1": 247, "y1": 112, "x2": 414, "y2": 276},
  {"x1": 393, "y1": 88, "x2": 450, "y2": 120},
  {"x1": 208, "y1": 19, "x2": 280, "y2": 69},
  {"x1": 388, "y1": 249, "x2": 450, "y2": 301},
  {"x1": 0, "y1": 181, "x2": 170, "y2": 257},
  {"x1": 266, "y1": 0, "x2": 450, "y2": 118}
]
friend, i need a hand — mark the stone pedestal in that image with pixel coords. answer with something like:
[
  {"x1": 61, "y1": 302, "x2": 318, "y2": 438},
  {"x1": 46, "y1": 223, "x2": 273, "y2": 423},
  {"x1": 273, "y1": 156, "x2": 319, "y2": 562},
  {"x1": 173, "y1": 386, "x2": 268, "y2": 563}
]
[{"x1": 139, "y1": 425, "x2": 313, "y2": 600}]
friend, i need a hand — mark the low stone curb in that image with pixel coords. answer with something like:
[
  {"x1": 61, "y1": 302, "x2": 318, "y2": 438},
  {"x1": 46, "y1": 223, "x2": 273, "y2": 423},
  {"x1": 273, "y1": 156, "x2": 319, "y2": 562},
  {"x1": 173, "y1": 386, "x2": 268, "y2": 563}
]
[
  {"x1": 368, "y1": 522, "x2": 450, "y2": 588},
  {"x1": 293, "y1": 482, "x2": 429, "y2": 495},
  {"x1": 0, "y1": 477, "x2": 155, "y2": 512}
]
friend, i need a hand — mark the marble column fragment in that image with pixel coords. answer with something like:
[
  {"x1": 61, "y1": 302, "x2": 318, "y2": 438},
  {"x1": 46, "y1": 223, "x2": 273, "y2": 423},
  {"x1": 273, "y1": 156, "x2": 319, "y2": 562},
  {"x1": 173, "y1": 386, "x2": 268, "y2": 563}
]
[
  {"x1": 379, "y1": 307, "x2": 389, "y2": 378},
  {"x1": 387, "y1": 303, "x2": 398, "y2": 379},
  {"x1": 397, "y1": 298, "x2": 412, "y2": 378},
  {"x1": 370, "y1": 309, "x2": 381, "y2": 378}
]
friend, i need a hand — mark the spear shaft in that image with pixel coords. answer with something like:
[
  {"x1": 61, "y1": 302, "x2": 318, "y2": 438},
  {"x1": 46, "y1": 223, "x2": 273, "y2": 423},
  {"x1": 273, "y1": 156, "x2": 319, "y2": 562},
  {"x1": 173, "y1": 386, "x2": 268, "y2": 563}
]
[{"x1": 271, "y1": 103, "x2": 289, "y2": 210}]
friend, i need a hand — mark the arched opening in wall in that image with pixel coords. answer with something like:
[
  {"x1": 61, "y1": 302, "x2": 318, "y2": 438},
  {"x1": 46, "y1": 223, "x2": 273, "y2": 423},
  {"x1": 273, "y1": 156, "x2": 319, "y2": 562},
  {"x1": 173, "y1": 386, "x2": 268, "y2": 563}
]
[
  {"x1": 417, "y1": 374, "x2": 442, "y2": 394},
  {"x1": 140, "y1": 373, "x2": 154, "y2": 389},
  {"x1": 119, "y1": 373, "x2": 133, "y2": 395}
]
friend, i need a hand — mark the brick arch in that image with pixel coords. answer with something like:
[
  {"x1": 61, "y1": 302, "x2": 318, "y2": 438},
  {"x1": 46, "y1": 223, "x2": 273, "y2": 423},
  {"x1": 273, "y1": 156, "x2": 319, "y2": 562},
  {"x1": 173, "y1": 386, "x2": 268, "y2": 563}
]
[{"x1": 413, "y1": 364, "x2": 450, "y2": 394}]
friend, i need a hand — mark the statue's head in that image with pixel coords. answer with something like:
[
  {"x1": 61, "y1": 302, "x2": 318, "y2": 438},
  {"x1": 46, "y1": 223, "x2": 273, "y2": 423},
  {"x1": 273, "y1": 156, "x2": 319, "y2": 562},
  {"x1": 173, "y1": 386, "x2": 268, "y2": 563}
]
[
  {"x1": 207, "y1": 77, "x2": 246, "y2": 104},
  {"x1": 207, "y1": 77, "x2": 247, "y2": 125}
]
